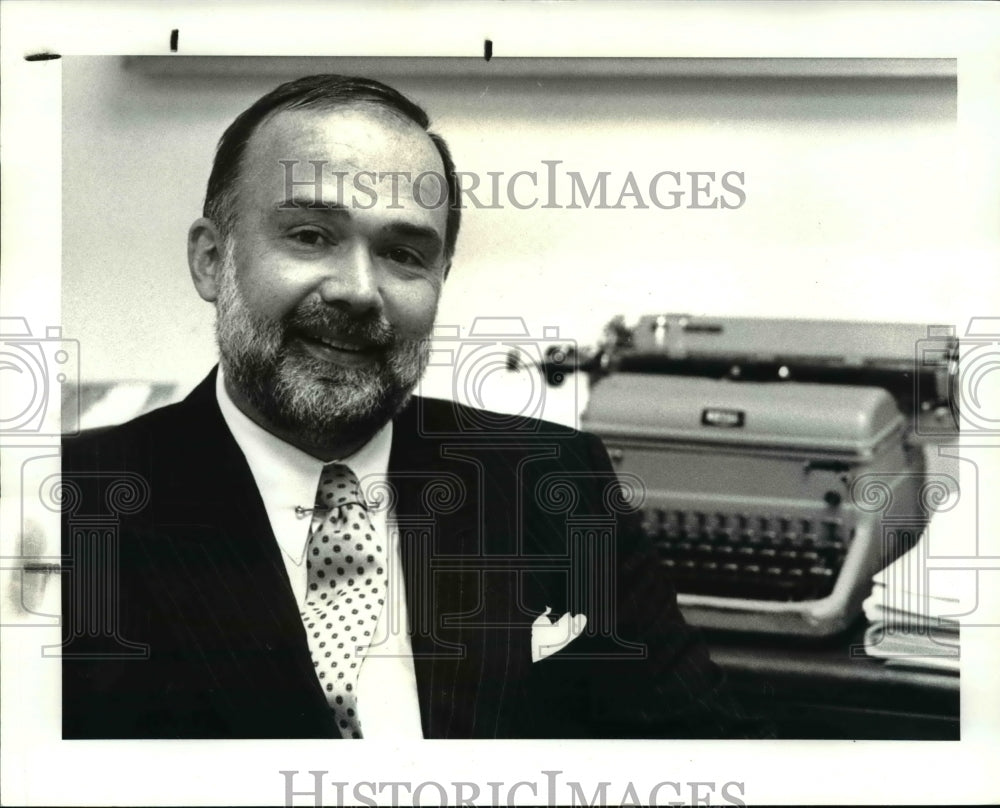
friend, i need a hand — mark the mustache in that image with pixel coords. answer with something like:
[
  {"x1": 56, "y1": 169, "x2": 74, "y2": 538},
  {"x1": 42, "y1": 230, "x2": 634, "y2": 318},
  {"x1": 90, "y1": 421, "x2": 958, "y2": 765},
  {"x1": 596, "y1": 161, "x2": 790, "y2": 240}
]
[{"x1": 285, "y1": 302, "x2": 396, "y2": 348}]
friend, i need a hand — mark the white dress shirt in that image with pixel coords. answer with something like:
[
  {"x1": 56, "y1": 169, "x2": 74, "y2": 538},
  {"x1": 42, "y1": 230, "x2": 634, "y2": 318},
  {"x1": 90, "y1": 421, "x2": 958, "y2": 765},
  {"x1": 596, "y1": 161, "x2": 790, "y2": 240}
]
[{"x1": 215, "y1": 369, "x2": 424, "y2": 738}]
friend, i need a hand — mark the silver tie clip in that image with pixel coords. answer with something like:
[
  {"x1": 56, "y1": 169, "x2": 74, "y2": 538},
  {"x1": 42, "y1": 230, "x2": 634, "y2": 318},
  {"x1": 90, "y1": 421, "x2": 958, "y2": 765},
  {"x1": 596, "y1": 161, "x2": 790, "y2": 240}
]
[{"x1": 294, "y1": 505, "x2": 333, "y2": 519}]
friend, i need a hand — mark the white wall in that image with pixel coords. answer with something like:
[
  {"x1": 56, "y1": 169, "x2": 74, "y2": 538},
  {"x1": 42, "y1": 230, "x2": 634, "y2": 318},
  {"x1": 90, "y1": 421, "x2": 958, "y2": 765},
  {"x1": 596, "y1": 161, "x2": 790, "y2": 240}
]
[{"x1": 63, "y1": 57, "x2": 966, "y2": 413}]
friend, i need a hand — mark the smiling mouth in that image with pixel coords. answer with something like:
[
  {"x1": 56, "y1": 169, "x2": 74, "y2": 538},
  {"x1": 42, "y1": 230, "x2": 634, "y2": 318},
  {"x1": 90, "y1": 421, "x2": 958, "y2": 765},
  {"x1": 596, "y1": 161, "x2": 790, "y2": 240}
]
[
  {"x1": 295, "y1": 332, "x2": 382, "y2": 366},
  {"x1": 315, "y1": 335, "x2": 366, "y2": 352}
]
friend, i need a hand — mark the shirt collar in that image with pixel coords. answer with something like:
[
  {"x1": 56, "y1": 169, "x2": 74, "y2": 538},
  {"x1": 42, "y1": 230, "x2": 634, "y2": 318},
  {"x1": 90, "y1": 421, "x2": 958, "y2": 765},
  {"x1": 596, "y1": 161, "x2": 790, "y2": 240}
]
[{"x1": 215, "y1": 367, "x2": 393, "y2": 565}]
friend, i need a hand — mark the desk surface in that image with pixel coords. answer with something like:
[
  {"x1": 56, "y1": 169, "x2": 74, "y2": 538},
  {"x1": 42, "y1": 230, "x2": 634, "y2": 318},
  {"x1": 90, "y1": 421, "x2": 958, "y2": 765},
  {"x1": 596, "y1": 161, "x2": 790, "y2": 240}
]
[{"x1": 704, "y1": 621, "x2": 960, "y2": 740}]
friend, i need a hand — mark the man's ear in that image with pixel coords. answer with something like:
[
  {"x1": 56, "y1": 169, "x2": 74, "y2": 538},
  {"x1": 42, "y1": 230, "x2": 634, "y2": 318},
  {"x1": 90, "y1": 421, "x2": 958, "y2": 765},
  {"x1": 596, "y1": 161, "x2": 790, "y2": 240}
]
[{"x1": 188, "y1": 218, "x2": 226, "y2": 302}]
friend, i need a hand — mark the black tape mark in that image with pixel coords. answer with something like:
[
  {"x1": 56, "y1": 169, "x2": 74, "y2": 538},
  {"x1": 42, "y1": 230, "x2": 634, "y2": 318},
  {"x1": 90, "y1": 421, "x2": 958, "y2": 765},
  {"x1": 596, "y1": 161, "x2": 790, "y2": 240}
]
[
  {"x1": 23, "y1": 563, "x2": 63, "y2": 574},
  {"x1": 25, "y1": 52, "x2": 62, "y2": 62},
  {"x1": 170, "y1": 29, "x2": 179, "y2": 52},
  {"x1": 484, "y1": 39, "x2": 493, "y2": 62}
]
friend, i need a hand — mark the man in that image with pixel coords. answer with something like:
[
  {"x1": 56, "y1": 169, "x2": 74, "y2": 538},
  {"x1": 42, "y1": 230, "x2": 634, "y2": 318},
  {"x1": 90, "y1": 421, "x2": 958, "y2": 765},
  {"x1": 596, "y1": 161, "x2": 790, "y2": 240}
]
[{"x1": 62, "y1": 74, "x2": 755, "y2": 739}]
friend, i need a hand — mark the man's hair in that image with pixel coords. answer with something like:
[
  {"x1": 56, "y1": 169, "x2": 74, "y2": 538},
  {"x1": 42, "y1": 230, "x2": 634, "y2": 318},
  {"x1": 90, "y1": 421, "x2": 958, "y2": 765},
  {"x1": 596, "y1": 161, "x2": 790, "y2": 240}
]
[{"x1": 203, "y1": 74, "x2": 461, "y2": 260}]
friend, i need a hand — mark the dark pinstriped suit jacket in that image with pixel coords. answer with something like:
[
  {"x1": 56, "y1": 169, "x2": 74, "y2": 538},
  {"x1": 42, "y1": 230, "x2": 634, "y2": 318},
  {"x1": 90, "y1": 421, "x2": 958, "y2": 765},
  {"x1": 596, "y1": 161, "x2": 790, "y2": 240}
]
[{"x1": 62, "y1": 368, "x2": 753, "y2": 738}]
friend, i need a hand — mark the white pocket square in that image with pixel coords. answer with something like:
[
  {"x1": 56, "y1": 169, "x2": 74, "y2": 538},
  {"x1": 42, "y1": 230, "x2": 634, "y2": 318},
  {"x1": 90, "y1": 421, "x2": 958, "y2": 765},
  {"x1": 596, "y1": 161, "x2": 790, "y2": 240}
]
[{"x1": 531, "y1": 606, "x2": 587, "y2": 662}]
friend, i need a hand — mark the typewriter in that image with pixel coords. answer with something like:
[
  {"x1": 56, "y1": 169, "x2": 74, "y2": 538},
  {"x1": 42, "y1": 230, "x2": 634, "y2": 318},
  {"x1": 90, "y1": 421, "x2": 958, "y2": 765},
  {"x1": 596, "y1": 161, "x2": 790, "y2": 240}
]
[{"x1": 535, "y1": 314, "x2": 958, "y2": 636}]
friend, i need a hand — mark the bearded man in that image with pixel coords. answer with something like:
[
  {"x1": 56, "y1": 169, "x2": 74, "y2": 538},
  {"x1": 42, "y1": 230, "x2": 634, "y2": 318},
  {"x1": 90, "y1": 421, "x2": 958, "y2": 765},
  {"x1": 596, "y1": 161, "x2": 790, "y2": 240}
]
[{"x1": 61, "y1": 74, "x2": 755, "y2": 740}]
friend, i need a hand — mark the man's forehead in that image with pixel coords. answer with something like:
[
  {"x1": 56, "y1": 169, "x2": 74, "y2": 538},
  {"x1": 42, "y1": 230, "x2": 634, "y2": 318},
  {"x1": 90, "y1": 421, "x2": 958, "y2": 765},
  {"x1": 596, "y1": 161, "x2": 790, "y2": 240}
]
[{"x1": 243, "y1": 104, "x2": 445, "y2": 181}]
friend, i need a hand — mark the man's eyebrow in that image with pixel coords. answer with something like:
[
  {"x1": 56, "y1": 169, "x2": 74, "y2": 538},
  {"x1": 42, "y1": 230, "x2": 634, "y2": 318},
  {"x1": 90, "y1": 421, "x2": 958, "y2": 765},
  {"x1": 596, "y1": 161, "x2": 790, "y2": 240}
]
[{"x1": 273, "y1": 197, "x2": 350, "y2": 212}]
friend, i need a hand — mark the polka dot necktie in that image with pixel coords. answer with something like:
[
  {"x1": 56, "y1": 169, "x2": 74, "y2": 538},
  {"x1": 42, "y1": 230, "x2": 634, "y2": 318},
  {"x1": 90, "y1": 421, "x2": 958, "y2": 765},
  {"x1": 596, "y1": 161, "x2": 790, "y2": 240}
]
[{"x1": 300, "y1": 463, "x2": 386, "y2": 739}]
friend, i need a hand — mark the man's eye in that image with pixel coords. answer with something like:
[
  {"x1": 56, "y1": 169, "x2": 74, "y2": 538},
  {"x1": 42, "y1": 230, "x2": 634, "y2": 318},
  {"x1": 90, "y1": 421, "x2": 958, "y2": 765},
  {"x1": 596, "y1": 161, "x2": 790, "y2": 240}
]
[
  {"x1": 384, "y1": 247, "x2": 425, "y2": 267},
  {"x1": 289, "y1": 229, "x2": 330, "y2": 247}
]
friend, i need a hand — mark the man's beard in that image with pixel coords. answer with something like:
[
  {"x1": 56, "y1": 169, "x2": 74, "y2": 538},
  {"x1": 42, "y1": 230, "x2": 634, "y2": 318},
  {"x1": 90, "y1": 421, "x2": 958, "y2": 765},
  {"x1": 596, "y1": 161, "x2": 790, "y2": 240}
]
[{"x1": 214, "y1": 245, "x2": 432, "y2": 451}]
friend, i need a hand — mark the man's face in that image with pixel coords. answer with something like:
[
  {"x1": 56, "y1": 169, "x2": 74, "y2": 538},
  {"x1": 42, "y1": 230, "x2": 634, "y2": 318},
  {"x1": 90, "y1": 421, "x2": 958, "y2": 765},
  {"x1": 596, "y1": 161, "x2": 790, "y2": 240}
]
[{"x1": 213, "y1": 105, "x2": 451, "y2": 452}]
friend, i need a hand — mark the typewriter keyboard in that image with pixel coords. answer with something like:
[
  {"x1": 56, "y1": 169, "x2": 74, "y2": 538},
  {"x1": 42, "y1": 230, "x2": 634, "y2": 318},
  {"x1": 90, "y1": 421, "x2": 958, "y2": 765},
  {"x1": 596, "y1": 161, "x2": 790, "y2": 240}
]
[{"x1": 641, "y1": 508, "x2": 852, "y2": 601}]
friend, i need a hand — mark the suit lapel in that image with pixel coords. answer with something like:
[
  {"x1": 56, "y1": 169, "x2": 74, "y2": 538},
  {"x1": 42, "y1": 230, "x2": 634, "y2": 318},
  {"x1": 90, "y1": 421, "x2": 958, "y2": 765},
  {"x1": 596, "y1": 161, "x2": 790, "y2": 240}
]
[
  {"x1": 140, "y1": 371, "x2": 336, "y2": 736},
  {"x1": 389, "y1": 398, "x2": 568, "y2": 738},
  {"x1": 389, "y1": 398, "x2": 499, "y2": 737}
]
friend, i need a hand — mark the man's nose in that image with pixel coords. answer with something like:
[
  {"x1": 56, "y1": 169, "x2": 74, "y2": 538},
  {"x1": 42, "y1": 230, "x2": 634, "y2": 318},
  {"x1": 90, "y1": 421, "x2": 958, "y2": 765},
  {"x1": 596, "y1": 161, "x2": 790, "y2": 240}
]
[{"x1": 317, "y1": 245, "x2": 382, "y2": 315}]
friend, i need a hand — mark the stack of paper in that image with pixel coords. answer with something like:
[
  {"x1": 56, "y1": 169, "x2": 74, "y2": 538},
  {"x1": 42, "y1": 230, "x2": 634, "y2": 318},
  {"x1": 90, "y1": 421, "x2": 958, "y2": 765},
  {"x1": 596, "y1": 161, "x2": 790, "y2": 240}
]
[{"x1": 862, "y1": 533, "x2": 960, "y2": 674}]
